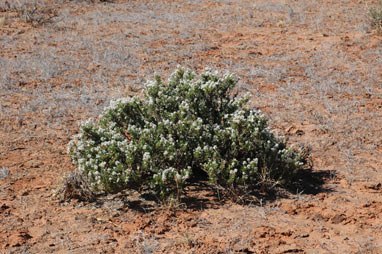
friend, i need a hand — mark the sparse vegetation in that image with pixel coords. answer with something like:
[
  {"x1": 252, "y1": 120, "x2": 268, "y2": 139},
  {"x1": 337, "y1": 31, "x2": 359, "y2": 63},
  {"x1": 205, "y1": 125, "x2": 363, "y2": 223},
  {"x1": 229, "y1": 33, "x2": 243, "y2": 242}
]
[
  {"x1": 55, "y1": 170, "x2": 96, "y2": 202},
  {"x1": 19, "y1": 3, "x2": 57, "y2": 27},
  {"x1": 1, "y1": 0, "x2": 382, "y2": 252},
  {"x1": 0, "y1": 166, "x2": 10, "y2": 180},
  {"x1": 369, "y1": 1, "x2": 382, "y2": 33},
  {"x1": 0, "y1": 0, "x2": 57, "y2": 27}
]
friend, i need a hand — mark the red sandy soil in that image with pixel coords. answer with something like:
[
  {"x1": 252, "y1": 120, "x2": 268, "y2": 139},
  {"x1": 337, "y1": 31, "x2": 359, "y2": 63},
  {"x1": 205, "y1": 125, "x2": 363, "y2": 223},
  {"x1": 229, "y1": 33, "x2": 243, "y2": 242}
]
[{"x1": 1, "y1": 0, "x2": 382, "y2": 253}]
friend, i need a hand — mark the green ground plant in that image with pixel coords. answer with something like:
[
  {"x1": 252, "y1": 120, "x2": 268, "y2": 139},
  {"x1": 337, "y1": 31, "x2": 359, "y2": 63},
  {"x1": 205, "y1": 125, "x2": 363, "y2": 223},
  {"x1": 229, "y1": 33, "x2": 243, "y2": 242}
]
[{"x1": 68, "y1": 67, "x2": 308, "y2": 201}]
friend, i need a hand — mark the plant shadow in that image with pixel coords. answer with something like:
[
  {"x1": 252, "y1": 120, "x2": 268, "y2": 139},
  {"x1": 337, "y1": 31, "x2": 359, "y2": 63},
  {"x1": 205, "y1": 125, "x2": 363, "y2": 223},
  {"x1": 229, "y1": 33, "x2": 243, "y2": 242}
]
[
  {"x1": 288, "y1": 168, "x2": 336, "y2": 195},
  {"x1": 87, "y1": 168, "x2": 335, "y2": 213},
  {"x1": 182, "y1": 167, "x2": 336, "y2": 208}
]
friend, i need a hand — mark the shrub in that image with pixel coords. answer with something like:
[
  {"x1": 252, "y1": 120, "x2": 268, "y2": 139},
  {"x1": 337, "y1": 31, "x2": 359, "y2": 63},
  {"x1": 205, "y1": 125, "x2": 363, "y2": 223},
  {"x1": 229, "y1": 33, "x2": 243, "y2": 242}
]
[
  {"x1": 369, "y1": 1, "x2": 382, "y2": 33},
  {"x1": 68, "y1": 67, "x2": 308, "y2": 201}
]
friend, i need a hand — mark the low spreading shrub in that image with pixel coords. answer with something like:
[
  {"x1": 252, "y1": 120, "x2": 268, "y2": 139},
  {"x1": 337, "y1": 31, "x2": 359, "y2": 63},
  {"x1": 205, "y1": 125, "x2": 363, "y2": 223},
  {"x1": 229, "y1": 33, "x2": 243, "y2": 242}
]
[{"x1": 68, "y1": 67, "x2": 308, "y2": 201}]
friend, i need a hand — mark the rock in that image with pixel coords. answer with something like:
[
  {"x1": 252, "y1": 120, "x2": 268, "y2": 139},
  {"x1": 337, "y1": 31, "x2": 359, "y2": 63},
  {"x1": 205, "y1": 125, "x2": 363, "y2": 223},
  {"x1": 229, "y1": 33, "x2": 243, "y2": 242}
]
[
  {"x1": 331, "y1": 214, "x2": 346, "y2": 224},
  {"x1": 285, "y1": 125, "x2": 305, "y2": 136},
  {"x1": 276, "y1": 244, "x2": 304, "y2": 253},
  {"x1": 1, "y1": 203, "x2": 10, "y2": 212},
  {"x1": 24, "y1": 160, "x2": 43, "y2": 169},
  {"x1": 367, "y1": 183, "x2": 381, "y2": 191},
  {"x1": 8, "y1": 231, "x2": 32, "y2": 247}
]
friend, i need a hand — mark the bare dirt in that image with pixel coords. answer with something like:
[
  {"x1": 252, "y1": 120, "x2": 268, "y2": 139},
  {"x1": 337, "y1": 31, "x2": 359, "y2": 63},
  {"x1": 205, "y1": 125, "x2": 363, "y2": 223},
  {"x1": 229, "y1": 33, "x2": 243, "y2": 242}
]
[{"x1": 1, "y1": 0, "x2": 382, "y2": 253}]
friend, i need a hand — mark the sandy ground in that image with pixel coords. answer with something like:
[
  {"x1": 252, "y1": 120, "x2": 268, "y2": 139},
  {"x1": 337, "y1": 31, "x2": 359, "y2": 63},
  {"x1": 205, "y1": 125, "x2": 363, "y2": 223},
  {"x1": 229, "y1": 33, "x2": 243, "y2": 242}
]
[{"x1": 1, "y1": 0, "x2": 382, "y2": 253}]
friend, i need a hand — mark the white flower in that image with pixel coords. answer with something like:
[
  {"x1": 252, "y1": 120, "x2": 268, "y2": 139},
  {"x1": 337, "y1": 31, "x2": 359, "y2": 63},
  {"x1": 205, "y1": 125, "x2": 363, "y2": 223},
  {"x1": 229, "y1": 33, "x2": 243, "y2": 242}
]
[
  {"x1": 176, "y1": 173, "x2": 181, "y2": 181},
  {"x1": 143, "y1": 152, "x2": 151, "y2": 161}
]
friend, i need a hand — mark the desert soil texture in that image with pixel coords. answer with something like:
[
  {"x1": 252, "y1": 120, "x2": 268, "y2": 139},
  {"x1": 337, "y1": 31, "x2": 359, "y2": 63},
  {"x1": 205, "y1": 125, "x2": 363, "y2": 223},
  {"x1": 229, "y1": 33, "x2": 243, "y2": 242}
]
[{"x1": 1, "y1": 0, "x2": 382, "y2": 253}]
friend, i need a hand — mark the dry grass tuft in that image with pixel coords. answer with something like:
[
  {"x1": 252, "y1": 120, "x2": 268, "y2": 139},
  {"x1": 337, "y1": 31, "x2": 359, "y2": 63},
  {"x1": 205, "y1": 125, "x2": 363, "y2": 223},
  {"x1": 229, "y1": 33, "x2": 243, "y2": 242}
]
[
  {"x1": 18, "y1": 3, "x2": 57, "y2": 27},
  {"x1": 0, "y1": 0, "x2": 58, "y2": 27},
  {"x1": 369, "y1": 1, "x2": 382, "y2": 33},
  {"x1": 55, "y1": 170, "x2": 96, "y2": 202}
]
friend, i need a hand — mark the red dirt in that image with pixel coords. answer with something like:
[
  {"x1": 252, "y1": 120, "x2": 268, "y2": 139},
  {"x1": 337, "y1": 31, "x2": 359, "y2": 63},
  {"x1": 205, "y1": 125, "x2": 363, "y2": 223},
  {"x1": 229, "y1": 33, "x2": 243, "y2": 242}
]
[{"x1": 1, "y1": 0, "x2": 382, "y2": 253}]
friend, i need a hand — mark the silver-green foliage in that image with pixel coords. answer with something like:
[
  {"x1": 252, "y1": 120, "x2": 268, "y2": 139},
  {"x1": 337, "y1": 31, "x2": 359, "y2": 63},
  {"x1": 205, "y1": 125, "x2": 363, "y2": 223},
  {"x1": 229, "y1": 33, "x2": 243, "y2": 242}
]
[{"x1": 68, "y1": 67, "x2": 307, "y2": 200}]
